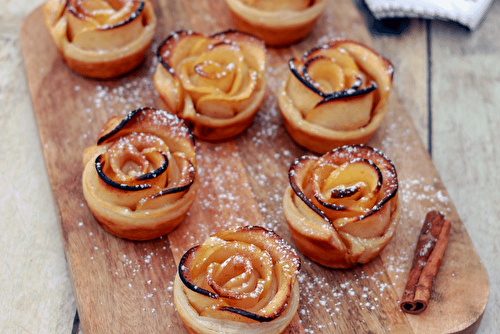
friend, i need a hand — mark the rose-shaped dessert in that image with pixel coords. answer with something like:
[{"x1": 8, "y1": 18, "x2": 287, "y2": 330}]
[
  {"x1": 282, "y1": 145, "x2": 400, "y2": 268},
  {"x1": 224, "y1": 0, "x2": 326, "y2": 46},
  {"x1": 174, "y1": 226, "x2": 301, "y2": 334},
  {"x1": 82, "y1": 107, "x2": 198, "y2": 240},
  {"x1": 43, "y1": 0, "x2": 156, "y2": 78},
  {"x1": 278, "y1": 40, "x2": 394, "y2": 154},
  {"x1": 153, "y1": 30, "x2": 267, "y2": 141}
]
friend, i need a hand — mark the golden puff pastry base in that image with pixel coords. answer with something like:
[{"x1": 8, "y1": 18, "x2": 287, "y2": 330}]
[
  {"x1": 284, "y1": 187, "x2": 401, "y2": 268},
  {"x1": 278, "y1": 40, "x2": 393, "y2": 154},
  {"x1": 82, "y1": 171, "x2": 199, "y2": 240},
  {"x1": 43, "y1": 0, "x2": 156, "y2": 79},
  {"x1": 155, "y1": 69, "x2": 267, "y2": 141},
  {"x1": 82, "y1": 107, "x2": 198, "y2": 240},
  {"x1": 224, "y1": 0, "x2": 326, "y2": 46},
  {"x1": 174, "y1": 276, "x2": 300, "y2": 334}
]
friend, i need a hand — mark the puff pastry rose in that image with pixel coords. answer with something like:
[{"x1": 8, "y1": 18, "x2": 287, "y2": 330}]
[
  {"x1": 282, "y1": 145, "x2": 400, "y2": 268},
  {"x1": 174, "y1": 226, "x2": 301, "y2": 334},
  {"x1": 278, "y1": 40, "x2": 394, "y2": 154},
  {"x1": 153, "y1": 30, "x2": 267, "y2": 141},
  {"x1": 224, "y1": 0, "x2": 326, "y2": 46},
  {"x1": 43, "y1": 0, "x2": 156, "y2": 78},
  {"x1": 82, "y1": 107, "x2": 198, "y2": 240}
]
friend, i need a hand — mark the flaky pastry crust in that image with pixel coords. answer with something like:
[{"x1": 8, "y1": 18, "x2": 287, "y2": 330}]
[
  {"x1": 43, "y1": 0, "x2": 156, "y2": 78},
  {"x1": 174, "y1": 226, "x2": 301, "y2": 334},
  {"x1": 153, "y1": 30, "x2": 267, "y2": 141},
  {"x1": 278, "y1": 40, "x2": 394, "y2": 154},
  {"x1": 82, "y1": 107, "x2": 198, "y2": 240},
  {"x1": 282, "y1": 145, "x2": 400, "y2": 268},
  {"x1": 224, "y1": 0, "x2": 326, "y2": 46}
]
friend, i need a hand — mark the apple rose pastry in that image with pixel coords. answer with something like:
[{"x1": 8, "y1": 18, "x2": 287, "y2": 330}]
[
  {"x1": 278, "y1": 40, "x2": 394, "y2": 154},
  {"x1": 153, "y1": 30, "x2": 267, "y2": 141},
  {"x1": 224, "y1": 0, "x2": 326, "y2": 46},
  {"x1": 43, "y1": 0, "x2": 156, "y2": 78},
  {"x1": 82, "y1": 107, "x2": 198, "y2": 240},
  {"x1": 282, "y1": 145, "x2": 400, "y2": 268},
  {"x1": 174, "y1": 225, "x2": 301, "y2": 334}
]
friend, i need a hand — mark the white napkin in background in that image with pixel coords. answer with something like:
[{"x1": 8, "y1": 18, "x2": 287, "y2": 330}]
[{"x1": 364, "y1": 0, "x2": 494, "y2": 30}]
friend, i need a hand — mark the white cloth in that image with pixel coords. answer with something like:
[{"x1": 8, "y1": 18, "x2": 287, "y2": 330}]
[{"x1": 364, "y1": 0, "x2": 494, "y2": 30}]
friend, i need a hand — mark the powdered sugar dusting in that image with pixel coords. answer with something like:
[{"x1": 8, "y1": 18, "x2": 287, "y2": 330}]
[{"x1": 70, "y1": 8, "x2": 458, "y2": 331}]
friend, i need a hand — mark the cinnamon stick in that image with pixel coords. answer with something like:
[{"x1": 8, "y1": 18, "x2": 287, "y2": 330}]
[{"x1": 400, "y1": 210, "x2": 451, "y2": 314}]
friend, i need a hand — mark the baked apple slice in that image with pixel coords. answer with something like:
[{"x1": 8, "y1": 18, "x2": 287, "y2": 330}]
[
  {"x1": 224, "y1": 0, "x2": 326, "y2": 46},
  {"x1": 278, "y1": 40, "x2": 394, "y2": 153},
  {"x1": 283, "y1": 145, "x2": 400, "y2": 268},
  {"x1": 82, "y1": 107, "x2": 198, "y2": 240},
  {"x1": 174, "y1": 226, "x2": 301, "y2": 333},
  {"x1": 43, "y1": 0, "x2": 156, "y2": 78},
  {"x1": 154, "y1": 30, "x2": 267, "y2": 141}
]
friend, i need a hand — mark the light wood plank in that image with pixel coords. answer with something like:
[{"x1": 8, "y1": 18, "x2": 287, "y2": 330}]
[
  {"x1": 430, "y1": 2, "x2": 500, "y2": 332},
  {"x1": 0, "y1": 1, "x2": 76, "y2": 333}
]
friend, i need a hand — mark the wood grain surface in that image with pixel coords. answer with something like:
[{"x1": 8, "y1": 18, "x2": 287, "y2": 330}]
[{"x1": 20, "y1": 1, "x2": 489, "y2": 333}]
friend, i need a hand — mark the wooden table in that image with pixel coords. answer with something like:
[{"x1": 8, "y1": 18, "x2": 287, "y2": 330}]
[{"x1": 1, "y1": 0, "x2": 498, "y2": 333}]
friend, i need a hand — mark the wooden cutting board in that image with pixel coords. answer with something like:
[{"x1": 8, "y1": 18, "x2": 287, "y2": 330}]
[{"x1": 20, "y1": 1, "x2": 489, "y2": 333}]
